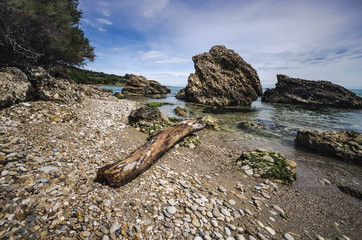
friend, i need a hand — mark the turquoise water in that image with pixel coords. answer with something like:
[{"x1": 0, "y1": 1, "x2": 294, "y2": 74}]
[{"x1": 104, "y1": 86, "x2": 362, "y2": 141}]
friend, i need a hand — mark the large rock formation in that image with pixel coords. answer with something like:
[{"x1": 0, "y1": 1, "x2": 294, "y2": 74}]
[
  {"x1": 295, "y1": 130, "x2": 362, "y2": 164},
  {"x1": 0, "y1": 67, "x2": 31, "y2": 109},
  {"x1": 122, "y1": 74, "x2": 170, "y2": 95},
  {"x1": 176, "y1": 45, "x2": 262, "y2": 106},
  {"x1": 0, "y1": 67, "x2": 112, "y2": 109},
  {"x1": 27, "y1": 67, "x2": 84, "y2": 103},
  {"x1": 262, "y1": 74, "x2": 362, "y2": 108}
]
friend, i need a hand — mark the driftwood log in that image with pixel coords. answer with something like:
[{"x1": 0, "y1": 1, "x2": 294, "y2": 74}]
[{"x1": 97, "y1": 118, "x2": 206, "y2": 187}]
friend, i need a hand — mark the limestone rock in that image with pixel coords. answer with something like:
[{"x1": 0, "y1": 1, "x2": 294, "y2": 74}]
[
  {"x1": 176, "y1": 45, "x2": 262, "y2": 106},
  {"x1": 262, "y1": 74, "x2": 362, "y2": 108},
  {"x1": 0, "y1": 67, "x2": 31, "y2": 109},
  {"x1": 295, "y1": 130, "x2": 362, "y2": 164},
  {"x1": 122, "y1": 74, "x2": 170, "y2": 95},
  {"x1": 128, "y1": 106, "x2": 168, "y2": 125},
  {"x1": 174, "y1": 106, "x2": 187, "y2": 117}
]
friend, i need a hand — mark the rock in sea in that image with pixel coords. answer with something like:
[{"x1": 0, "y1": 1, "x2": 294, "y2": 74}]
[
  {"x1": 262, "y1": 74, "x2": 362, "y2": 108},
  {"x1": 176, "y1": 45, "x2": 262, "y2": 106}
]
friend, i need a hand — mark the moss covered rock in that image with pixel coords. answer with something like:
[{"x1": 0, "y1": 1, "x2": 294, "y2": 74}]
[{"x1": 235, "y1": 149, "x2": 297, "y2": 184}]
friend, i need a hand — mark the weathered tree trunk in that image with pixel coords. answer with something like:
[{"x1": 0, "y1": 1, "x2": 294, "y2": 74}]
[{"x1": 97, "y1": 118, "x2": 206, "y2": 187}]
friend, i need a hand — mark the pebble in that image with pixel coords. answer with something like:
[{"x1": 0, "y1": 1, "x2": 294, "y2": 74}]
[
  {"x1": 110, "y1": 223, "x2": 119, "y2": 234},
  {"x1": 218, "y1": 186, "x2": 227, "y2": 192},
  {"x1": 192, "y1": 218, "x2": 201, "y2": 227},
  {"x1": 82, "y1": 231, "x2": 91, "y2": 237},
  {"x1": 211, "y1": 219, "x2": 218, "y2": 227},
  {"x1": 38, "y1": 166, "x2": 59, "y2": 173},
  {"x1": 221, "y1": 208, "x2": 231, "y2": 217},
  {"x1": 228, "y1": 199, "x2": 236, "y2": 205},
  {"x1": 261, "y1": 192, "x2": 271, "y2": 199},
  {"x1": 283, "y1": 233, "x2": 295, "y2": 240},
  {"x1": 257, "y1": 233, "x2": 267, "y2": 240},
  {"x1": 265, "y1": 226, "x2": 275, "y2": 235},
  {"x1": 273, "y1": 205, "x2": 285, "y2": 215},
  {"x1": 236, "y1": 235, "x2": 246, "y2": 240},
  {"x1": 316, "y1": 235, "x2": 325, "y2": 240},
  {"x1": 167, "y1": 206, "x2": 177, "y2": 214},
  {"x1": 224, "y1": 227, "x2": 231, "y2": 236}
]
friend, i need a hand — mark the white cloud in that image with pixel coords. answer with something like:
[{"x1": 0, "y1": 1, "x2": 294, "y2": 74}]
[
  {"x1": 79, "y1": 0, "x2": 362, "y2": 88},
  {"x1": 96, "y1": 18, "x2": 112, "y2": 25}
]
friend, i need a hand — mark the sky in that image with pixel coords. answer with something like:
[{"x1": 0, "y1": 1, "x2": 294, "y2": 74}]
[{"x1": 78, "y1": 0, "x2": 362, "y2": 88}]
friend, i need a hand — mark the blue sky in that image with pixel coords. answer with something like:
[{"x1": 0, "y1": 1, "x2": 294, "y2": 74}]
[{"x1": 78, "y1": 0, "x2": 362, "y2": 88}]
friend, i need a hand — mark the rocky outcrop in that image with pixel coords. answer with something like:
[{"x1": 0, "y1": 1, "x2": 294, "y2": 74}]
[
  {"x1": 0, "y1": 67, "x2": 113, "y2": 109},
  {"x1": 0, "y1": 67, "x2": 31, "y2": 109},
  {"x1": 295, "y1": 130, "x2": 362, "y2": 164},
  {"x1": 262, "y1": 75, "x2": 362, "y2": 108},
  {"x1": 122, "y1": 74, "x2": 170, "y2": 95},
  {"x1": 176, "y1": 45, "x2": 262, "y2": 106},
  {"x1": 27, "y1": 67, "x2": 84, "y2": 103}
]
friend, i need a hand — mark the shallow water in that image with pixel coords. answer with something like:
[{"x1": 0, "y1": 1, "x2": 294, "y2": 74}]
[{"x1": 104, "y1": 86, "x2": 362, "y2": 144}]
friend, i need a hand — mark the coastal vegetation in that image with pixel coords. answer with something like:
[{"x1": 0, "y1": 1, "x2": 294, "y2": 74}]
[
  {"x1": 0, "y1": 0, "x2": 94, "y2": 68},
  {"x1": 64, "y1": 67, "x2": 129, "y2": 85},
  {"x1": 146, "y1": 102, "x2": 173, "y2": 107}
]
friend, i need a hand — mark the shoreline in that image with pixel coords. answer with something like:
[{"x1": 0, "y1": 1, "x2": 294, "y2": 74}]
[{"x1": 0, "y1": 94, "x2": 361, "y2": 239}]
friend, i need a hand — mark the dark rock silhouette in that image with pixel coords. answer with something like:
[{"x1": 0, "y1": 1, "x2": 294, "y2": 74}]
[{"x1": 262, "y1": 74, "x2": 362, "y2": 108}]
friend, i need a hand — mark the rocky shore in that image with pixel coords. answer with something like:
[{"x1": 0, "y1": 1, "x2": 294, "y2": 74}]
[{"x1": 1, "y1": 90, "x2": 361, "y2": 240}]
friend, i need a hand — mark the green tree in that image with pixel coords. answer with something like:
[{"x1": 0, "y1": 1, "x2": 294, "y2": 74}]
[{"x1": 0, "y1": 0, "x2": 95, "y2": 68}]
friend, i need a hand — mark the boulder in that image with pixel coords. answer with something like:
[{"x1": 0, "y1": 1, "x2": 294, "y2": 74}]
[
  {"x1": 174, "y1": 106, "x2": 187, "y2": 117},
  {"x1": 262, "y1": 74, "x2": 362, "y2": 108},
  {"x1": 122, "y1": 74, "x2": 170, "y2": 95},
  {"x1": 295, "y1": 130, "x2": 362, "y2": 164},
  {"x1": 176, "y1": 45, "x2": 262, "y2": 106},
  {"x1": 27, "y1": 67, "x2": 84, "y2": 103},
  {"x1": 128, "y1": 106, "x2": 169, "y2": 125},
  {"x1": 0, "y1": 67, "x2": 31, "y2": 109}
]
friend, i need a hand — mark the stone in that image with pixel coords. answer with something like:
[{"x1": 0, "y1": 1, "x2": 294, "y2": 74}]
[
  {"x1": 0, "y1": 67, "x2": 31, "y2": 109},
  {"x1": 176, "y1": 45, "x2": 262, "y2": 106},
  {"x1": 236, "y1": 235, "x2": 246, "y2": 240},
  {"x1": 122, "y1": 74, "x2": 170, "y2": 95},
  {"x1": 273, "y1": 205, "x2": 285, "y2": 215},
  {"x1": 128, "y1": 106, "x2": 169, "y2": 125},
  {"x1": 167, "y1": 206, "x2": 177, "y2": 215},
  {"x1": 110, "y1": 223, "x2": 120, "y2": 234},
  {"x1": 211, "y1": 219, "x2": 218, "y2": 228},
  {"x1": 218, "y1": 186, "x2": 227, "y2": 192},
  {"x1": 257, "y1": 233, "x2": 267, "y2": 240},
  {"x1": 221, "y1": 208, "x2": 231, "y2": 217},
  {"x1": 39, "y1": 166, "x2": 60, "y2": 173},
  {"x1": 296, "y1": 130, "x2": 362, "y2": 165},
  {"x1": 224, "y1": 227, "x2": 231, "y2": 236},
  {"x1": 200, "y1": 115, "x2": 221, "y2": 130},
  {"x1": 82, "y1": 231, "x2": 91, "y2": 237},
  {"x1": 192, "y1": 218, "x2": 201, "y2": 227},
  {"x1": 283, "y1": 233, "x2": 295, "y2": 240},
  {"x1": 174, "y1": 106, "x2": 188, "y2": 117},
  {"x1": 262, "y1": 74, "x2": 362, "y2": 108},
  {"x1": 264, "y1": 226, "x2": 275, "y2": 235}
]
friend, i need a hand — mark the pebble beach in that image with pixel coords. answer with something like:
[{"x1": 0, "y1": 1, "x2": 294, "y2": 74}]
[{"x1": 0, "y1": 93, "x2": 361, "y2": 240}]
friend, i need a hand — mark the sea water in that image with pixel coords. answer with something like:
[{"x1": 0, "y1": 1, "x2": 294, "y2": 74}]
[{"x1": 103, "y1": 86, "x2": 362, "y2": 143}]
